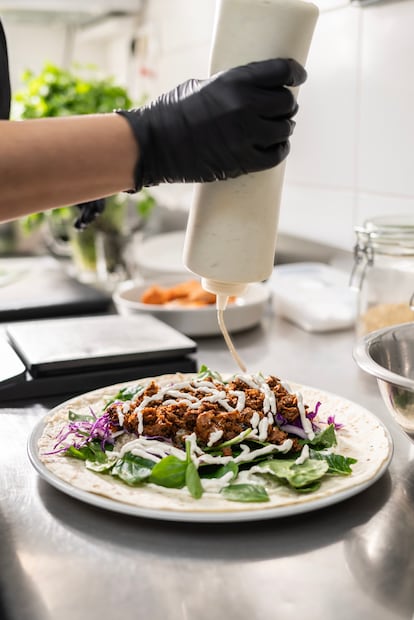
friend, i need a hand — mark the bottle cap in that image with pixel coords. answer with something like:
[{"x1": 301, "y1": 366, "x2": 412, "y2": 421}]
[{"x1": 201, "y1": 278, "x2": 248, "y2": 300}]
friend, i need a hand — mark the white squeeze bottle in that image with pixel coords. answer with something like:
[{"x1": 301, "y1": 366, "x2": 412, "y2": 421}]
[{"x1": 183, "y1": 0, "x2": 319, "y2": 370}]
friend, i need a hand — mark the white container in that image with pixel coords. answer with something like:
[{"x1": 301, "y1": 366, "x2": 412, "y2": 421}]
[{"x1": 183, "y1": 0, "x2": 319, "y2": 301}]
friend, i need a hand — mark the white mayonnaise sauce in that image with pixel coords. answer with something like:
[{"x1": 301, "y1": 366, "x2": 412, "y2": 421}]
[
  {"x1": 207, "y1": 429, "x2": 224, "y2": 447},
  {"x1": 217, "y1": 306, "x2": 247, "y2": 373},
  {"x1": 295, "y1": 443, "x2": 310, "y2": 465},
  {"x1": 117, "y1": 437, "x2": 185, "y2": 460},
  {"x1": 201, "y1": 471, "x2": 235, "y2": 493},
  {"x1": 297, "y1": 392, "x2": 315, "y2": 441}
]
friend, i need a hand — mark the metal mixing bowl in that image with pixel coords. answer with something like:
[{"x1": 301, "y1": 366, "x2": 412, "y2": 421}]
[{"x1": 353, "y1": 322, "x2": 414, "y2": 441}]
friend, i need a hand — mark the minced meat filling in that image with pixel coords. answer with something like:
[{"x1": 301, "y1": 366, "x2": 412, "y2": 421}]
[{"x1": 106, "y1": 375, "x2": 305, "y2": 451}]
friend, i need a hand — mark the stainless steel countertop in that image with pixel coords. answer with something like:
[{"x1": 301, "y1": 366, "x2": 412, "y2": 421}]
[{"x1": 1, "y1": 311, "x2": 414, "y2": 620}]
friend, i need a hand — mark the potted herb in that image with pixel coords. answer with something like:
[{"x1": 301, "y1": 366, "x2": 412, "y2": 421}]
[{"x1": 13, "y1": 62, "x2": 154, "y2": 285}]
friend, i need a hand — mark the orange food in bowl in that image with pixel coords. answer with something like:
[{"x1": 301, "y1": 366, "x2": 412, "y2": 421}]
[{"x1": 140, "y1": 280, "x2": 234, "y2": 308}]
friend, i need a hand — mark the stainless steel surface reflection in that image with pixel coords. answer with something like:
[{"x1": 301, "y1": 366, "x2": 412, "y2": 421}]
[
  {"x1": 353, "y1": 322, "x2": 414, "y2": 440},
  {"x1": 345, "y1": 461, "x2": 414, "y2": 618},
  {"x1": 1, "y1": 312, "x2": 414, "y2": 620}
]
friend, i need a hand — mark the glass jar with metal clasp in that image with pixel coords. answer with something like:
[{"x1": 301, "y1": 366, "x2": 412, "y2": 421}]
[{"x1": 350, "y1": 215, "x2": 414, "y2": 337}]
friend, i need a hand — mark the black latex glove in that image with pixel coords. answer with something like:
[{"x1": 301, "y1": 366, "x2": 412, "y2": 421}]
[
  {"x1": 116, "y1": 58, "x2": 306, "y2": 192},
  {"x1": 74, "y1": 198, "x2": 106, "y2": 230}
]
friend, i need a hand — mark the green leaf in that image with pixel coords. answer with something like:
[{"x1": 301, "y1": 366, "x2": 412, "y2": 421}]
[
  {"x1": 86, "y1": 441, "x2": 109, "y2": 463},
  {"x1": 111, "y1": 453, "x2": 154, "y2": 486},
  {"x1": 200, "y1": 461, "x2": 239, "y2": 481},
  {"x1": 260, "y1": 458, "x2": 329, "y2": 489},
  {"x1": 293, "y1": 480, "x2": 322, "y2": 494},
  {"x1": 106, "y1": 384, "x2": 144, "y2": 407},
  {"x1": 20, "y1": 212, "x2": 46, "y2": 233},
  {"x1": 66, "y1": 445, "x2": 90, "y2": 461},
  {"x1": 86, "y1": 458, "x2": 116, "y2": 473},
  {"x1": 135, "y1": 190, "x2": 156, "y2": 219},
  {"x1": 68, "y1": 409, "x2": 94, "y2": 421},
  {"x1": 149, "y1": 455, "x2": 187, "y2": 489},
  {"x1": 215, "y1": 428, "x2": 252, "y2": 449},
  {"x1": 65, "y1": 440, "x2": 106, "y2": 462},
  {"x1": 310, "y1": 450, "x2": 357, "y2": 476},
  {"x1": 197, "y1": 365, "x2": 223, "y2": 383},
  {"x1": 185, "y1": 462, "x2": 203, "y2": 499},
  {"x1": 288, "y1": 460, "x2": 329, "y2": 488},
  {"x1": 221, "y1": 484, "x2": 269, "y2": 503},
  {"x1": 305, "y1": 424, "x2": 337, "y2": 450},
  {"x1": 14, "y1": 62, "x2": 132, "y2": 121}
]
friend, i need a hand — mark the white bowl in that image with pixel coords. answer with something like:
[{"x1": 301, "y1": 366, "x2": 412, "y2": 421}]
[{"x1": 113, "y1": 278, "x2": 271, "y2": 337}]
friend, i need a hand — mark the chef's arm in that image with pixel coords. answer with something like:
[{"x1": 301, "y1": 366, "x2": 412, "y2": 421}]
[
  {"x1": 0, "y1": 114, "x2": 136, "y2": 223},
  {"x1": 0, "y1": 58, "x2": 306, "y2": 225}
]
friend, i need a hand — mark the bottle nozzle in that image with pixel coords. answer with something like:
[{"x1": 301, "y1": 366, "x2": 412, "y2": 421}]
[{"x1": 201, "y1": 278, "x2": 248, "y2": 299}]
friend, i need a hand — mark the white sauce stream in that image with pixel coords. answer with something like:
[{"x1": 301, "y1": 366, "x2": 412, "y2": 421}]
[{"x1": 217, "y1": 306, "x2": 246, "y2": 373}]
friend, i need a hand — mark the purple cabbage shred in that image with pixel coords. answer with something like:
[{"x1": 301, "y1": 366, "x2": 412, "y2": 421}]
[
  {"x1": 45, "y1": 410, "x2": 114, "y2": 455},
  {"x1": 326, "y1": 415, "x2": 344, "y2": 430}
]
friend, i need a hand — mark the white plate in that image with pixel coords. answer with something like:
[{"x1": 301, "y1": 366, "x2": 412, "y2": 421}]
[
  {"x1": 28, "y1": 381, "x2": 393, "y2": 523},
  {"x1": 113, "y1": 279, "x2": 271, "y2": 337}
]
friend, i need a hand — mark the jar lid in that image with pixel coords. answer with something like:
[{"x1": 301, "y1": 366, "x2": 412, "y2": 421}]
[{"x1": 355, "y1": 215, "x2": 414, "y2": 255}]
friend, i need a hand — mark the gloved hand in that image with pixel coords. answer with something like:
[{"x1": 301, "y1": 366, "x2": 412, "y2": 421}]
[
  {"x1": 116, "y1": 58, "x2": 306, "y2": 192},
  {"x1": 74, "y1": 197, "x2": 106, "y2": 230}
]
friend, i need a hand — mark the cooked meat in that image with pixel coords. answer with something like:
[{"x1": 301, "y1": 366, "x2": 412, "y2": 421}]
[{"x1": 107, "y1": 374, "x2": 308, "y2": 451}]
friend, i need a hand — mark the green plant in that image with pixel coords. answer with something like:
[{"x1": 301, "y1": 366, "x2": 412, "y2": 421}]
[
  {"x1": 13, "y1": 62, "x2": 133, "y2": 119},
  {"x1": 13, "y1": 62, "x2": 155, "y2": 277}
]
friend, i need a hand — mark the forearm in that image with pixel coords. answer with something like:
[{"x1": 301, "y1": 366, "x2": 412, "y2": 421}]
[{"x1": 0, "y1": 114, "x2": 137, "y2": 223}]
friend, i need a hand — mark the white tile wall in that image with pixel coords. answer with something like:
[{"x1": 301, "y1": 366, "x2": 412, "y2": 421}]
[
  {"x1": 358, "y1": 1, "x2": 414, "y2": 197},
  {"x1": 138, "y1": 0, "x2": 214, "y2": 98},
  {"x1": 285, "y1": 5, "x2": 360, "y2": 190},
  {"x1": 278, "y1": 184, "x2": 356, "y2": 249},
  {"x1": 357, "y1": 192, "x2": 414, "y2": 226}
]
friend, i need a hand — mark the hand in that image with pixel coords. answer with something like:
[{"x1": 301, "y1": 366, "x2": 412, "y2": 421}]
[
  {"x1": 74, "y1": 197, "x2": 106, "y2": 229},
  {"x1": 117, "y1": 58, "x2": 306, "y2": 191}
]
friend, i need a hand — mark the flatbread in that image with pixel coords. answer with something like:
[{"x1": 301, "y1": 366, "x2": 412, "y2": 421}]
[{"x1": 36, "y1": 373, "x2": 392, "y2": 515}]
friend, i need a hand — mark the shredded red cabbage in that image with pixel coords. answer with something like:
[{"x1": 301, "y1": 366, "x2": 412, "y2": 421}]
[
  {"x1": 305, "y1": 402, "x2": 343, "y2": 430},
  {"x1": 45, "y1": 410, "x2": 115, "y2": 455},
  {"x1": 306, "y1": 401, "x2": 321, "y2": 421},
  {"x1": 326, "y1": 415, "x2": 344, "y2": 430}
]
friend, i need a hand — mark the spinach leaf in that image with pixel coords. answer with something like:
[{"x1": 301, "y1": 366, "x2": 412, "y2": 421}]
[
  {"x1": 186, "y1": 462, "x2": 203, "y2": 499},
  {"x1": 105, "y1": 384, "x2": 144, "y2": 406},
  {"x1": 66, "y1": 445, "x2": 91, "y2": 461},
  {"x1": 305, "y1": 424, "x2": 337, "y2": 450},
  {"x1": 66, "y1": 440, "x2": 106, "y2": 462},
  {"x1": 111, "y1": 453, "x2": 154, "y2": 486},
  {"x1": 258, "y1": 458, "x2": 329, "y2": 489},
  {"x1": 310, "y1": 450, "x2": 357, "y2": 475},
  {"x1": 288, "y1": 460, "x2": 329, "y2": 488},
  {"x1": 68, "y1": 409, "x2": 94, "y2": 422},
  {"x1": 293, "y1": 480, "x2": 322, "y2": 494},
  {"x1": 86, "y1": 458, "x2": 116, "y2": 473},
  {"x1": 200, "y1": 461, "x2": 239, "y2": 481},
  {"x1": 215, "y1": 428, "x2": 252, "y2": 449},
  {"x1": 221, "y1": 484, "x2": 269, "y2": 503},
  {"x1": 197, "y1": 365, "x2": 223, "y2": 383},
  {"x1": 149, "y1": 455, "x2": 187, "y2": 489}
]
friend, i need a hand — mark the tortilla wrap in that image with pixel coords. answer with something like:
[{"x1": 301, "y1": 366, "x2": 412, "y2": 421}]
[{"x1": 36, "y1": 373, "x2": 393, "y2": 515}]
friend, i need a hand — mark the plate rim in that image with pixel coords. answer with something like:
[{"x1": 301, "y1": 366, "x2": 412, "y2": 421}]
[{"x1": 27, "y1": 380, "x2": 394, "y2": 523}]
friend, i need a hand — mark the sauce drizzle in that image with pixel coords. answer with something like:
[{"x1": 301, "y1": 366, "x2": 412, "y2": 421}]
[{"x1": 217, "y1": 306, "x2": 247, "y2": 373}]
